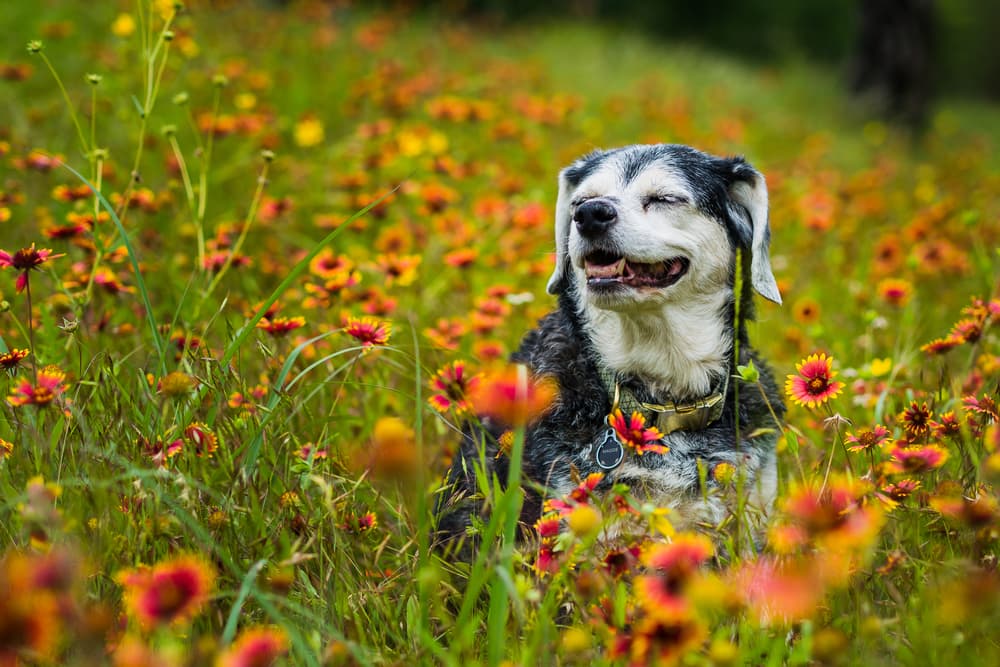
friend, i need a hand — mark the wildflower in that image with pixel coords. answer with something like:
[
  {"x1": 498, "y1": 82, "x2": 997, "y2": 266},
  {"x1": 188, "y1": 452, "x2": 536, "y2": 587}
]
[
  {"x1": 921, "y1": 336, "x2": 963, "y2": 355},
  {"x1": 374, "y1": 253, "x2": 421, "y2": 286},
  {"x1": 930, "y1": 411, "x2": 962, "y2": 439},
  {"x1": 603, "y1": 544, "x2": 641, "y2": 578},
  {"x1": 567, "y1": 503, "x2": 602, "y2": 538},
  {"x1": 635, "y1": 534, "x2": 714, "y2": 615},
  {"x1": 845, "y1": 424, "x2": 891, "y2": 452},
  {"x1": 111, "y1": 13, "x2": 136, "y2": 37},
  {"x1": 256, "y1": 316, "x2": 306, "y2": 337},
  {"x1": 142, "y1": 438, "x2": 184, "y2": 468},
  {"x1": 7, "y1": 365, "x2": 68, "y2": 407},
  {"x1": 293, "y1": 115, "x2": 324, "y2": 147},
  {"x1": 881, "y1": 478, "x2": 920, "y2": 503},
  {"x1": 367, "y1": 416, "x2": 417, "y2": 479},
  {"x1": 963, "y1": 393, "x2": 999, "y2": 421},
  {"x1": 184, "y1": 422, "x2": 218, "y2": 457},
  {"x1": 732, "y1": 557, "x2": 825, "y2": 625},
  {"x1": 791, "y1": 297, "x2": 821, "y2": 325},
  {"x1": 785, "y1": 352, "x2": 844, "y2": 408},
  {"x1": 876, "y1": 278, "x2": 914, "y2": 307},
  {"x1": 0, "y1": 437, "x2": 12, "y2": 459},
  {"x1": 427, "y1": 360, "x2": 480, "y2": 414},
  {"x1": 545, "y1": 473, "x2": 604, "y2": 516},
  {"x1": 612, "y1": 612, "x2": 707, "y2": 666},
  {"x1": 898, "y1": 401, "x2": 933, "y2": 440},
  {"x1": 469, "y1": 364, "x2": 556, "y2": 426},
  {"x1": 535, "y1": 539, "x2": 560, "y2": 575},
  {"x1": 343, "y1": 316, "x2": 391, "y2": 348},
  {"x1": 869, "y1": 357, "x2": 892, "y2": 377},
  {"x1": 0, "y1": 347, "x2": 29, "y2": 375},
  {"x1": 535, "y1": 514, "x2": 561, "y2": 539},
  {"x1": 608, "y1": 409, "x2": 668, "y2": 455},
  {"x1": 157, "y1": 371, "x2": 196, "y2": 398},
  {"x1": 279, "y1": 491, "x2": 300, "y2": 509},
  {"x1": 781, "y1": 476, "x2": 884, "y2": 551},
  {"x1": 296, "y1": 443, "x2": 328, "y2": 461},
  {"x1": 888, "y1": 443, "x2": 949, "y2": 473},
  {"x1": 116, "y1": 555, "x2": 215, "y2": 629},
  {"x1": 443, "y1": 247, "x2": 478, "y2": 268},
  {"x1": 217, "y1": 626, "x2": 289, "y2": 667},
  {"x1": 930, "y1": 491, "x2": 999, "y2": 527},
  {"x1": 0, "y1": 243, "x2": 64, "y2": 292},
  {"x1": 308, "y1": 249, "x2": 356, "y2": 280}
]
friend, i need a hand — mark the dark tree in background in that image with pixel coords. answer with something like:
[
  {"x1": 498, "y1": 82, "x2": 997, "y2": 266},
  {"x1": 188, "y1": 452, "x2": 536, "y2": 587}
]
[{"x1": 849, "y1": 0, "x2": 934, "y2": 128}]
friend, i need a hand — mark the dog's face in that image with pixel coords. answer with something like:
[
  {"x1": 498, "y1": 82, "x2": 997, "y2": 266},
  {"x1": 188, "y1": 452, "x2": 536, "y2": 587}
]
[{"x1": 547, "y1": 145, "x2": 781, "y2": 311}]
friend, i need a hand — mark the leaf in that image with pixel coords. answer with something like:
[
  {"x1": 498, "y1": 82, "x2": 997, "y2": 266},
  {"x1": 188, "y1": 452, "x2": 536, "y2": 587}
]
[
  {"x1": 784, "y1": 429, "x2": 800, "y2": 456},
  {"x1": 737, "y1": 359, "x2": 760, "y2": 383}
]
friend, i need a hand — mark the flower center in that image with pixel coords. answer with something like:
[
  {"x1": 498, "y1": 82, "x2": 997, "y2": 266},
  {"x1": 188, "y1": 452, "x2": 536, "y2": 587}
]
[{"x1": 807, "y1": 377, "x2": 828, "y2": 394}]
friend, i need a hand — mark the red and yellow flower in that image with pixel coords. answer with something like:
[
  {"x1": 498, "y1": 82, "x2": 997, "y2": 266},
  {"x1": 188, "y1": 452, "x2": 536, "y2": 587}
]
[
  {"x1": 785, "y1": 352, "x2": 844, "y2": 408},
  {"x1": 116, "y1": 554, "x2": 215, "y2": 629},
  {"x1": 608, "y1": 409, "x2": 668, "y2": 455},
  {"x1": 343, "y1": 316, "x2": 391, "y2": 348}
]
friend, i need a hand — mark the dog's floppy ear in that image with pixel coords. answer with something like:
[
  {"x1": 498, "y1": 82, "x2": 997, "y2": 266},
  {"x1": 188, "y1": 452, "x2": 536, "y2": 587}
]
[
  {"x1": 728, "y1": 160, "x2": 782, "y2": 305},
  {"x1": 546, "y1": 167, "x2": 574, "y2": 295}
]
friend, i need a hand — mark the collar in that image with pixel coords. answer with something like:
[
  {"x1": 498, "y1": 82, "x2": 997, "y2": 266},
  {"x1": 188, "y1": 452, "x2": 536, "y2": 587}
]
[{"x1": 598, "y1": 366, "x2": 729, "y2": 435}]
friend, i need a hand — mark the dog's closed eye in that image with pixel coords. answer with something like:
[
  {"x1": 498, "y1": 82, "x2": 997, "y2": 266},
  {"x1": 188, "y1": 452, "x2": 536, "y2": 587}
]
[{"x1": 641, "y1": 193, "x2": 689, "y2": 210}]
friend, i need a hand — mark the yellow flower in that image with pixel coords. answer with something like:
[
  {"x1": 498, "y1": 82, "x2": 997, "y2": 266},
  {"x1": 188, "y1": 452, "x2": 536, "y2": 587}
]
[
  {"x1": 293, "y1": 116, "x2": 325, "y2": 148},
  {"x1": 235, "y1": 92, "x2": 257, "y2": 110},
  {"x1": 869, "y1": 357, "x2": 892, "y2": 377},
  {"x1": 567, "y1": 504, "x2": 602, "y2": 538},
  {"x1": 111, "y1": 13, "x2": 136, "y2": 37}
]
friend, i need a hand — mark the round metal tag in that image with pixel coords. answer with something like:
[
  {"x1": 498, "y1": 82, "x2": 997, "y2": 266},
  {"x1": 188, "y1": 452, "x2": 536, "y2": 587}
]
[{"x1": 595, "y1": 428, "x2": 624, "y2": 470}]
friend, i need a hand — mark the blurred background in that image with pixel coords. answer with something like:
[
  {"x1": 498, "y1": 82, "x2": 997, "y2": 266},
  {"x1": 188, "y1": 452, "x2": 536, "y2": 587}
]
[{"x1": 405, "y1": 0, "x2": 999, "y2": 127}]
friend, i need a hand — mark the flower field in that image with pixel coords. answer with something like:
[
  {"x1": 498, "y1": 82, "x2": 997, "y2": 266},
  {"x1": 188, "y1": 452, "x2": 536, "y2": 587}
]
[{"x1": 1, "y1": 1, "x2": 999, "y2": 665}]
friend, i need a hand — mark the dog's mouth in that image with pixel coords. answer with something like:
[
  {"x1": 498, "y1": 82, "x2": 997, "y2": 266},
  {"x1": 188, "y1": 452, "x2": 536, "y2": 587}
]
[{"x1": 583, "y1": 250, "x2": 689, "y2": 289}]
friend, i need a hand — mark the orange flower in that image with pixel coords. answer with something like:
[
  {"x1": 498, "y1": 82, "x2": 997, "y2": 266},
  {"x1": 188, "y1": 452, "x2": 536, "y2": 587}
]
[
  {"x1": 468, "y1": 364, "x2": 556, "y2": 426},
  {"x1": 611, "y1": 611, "x2": 707, "y2": 666},
  {"x1": 888, "y1": 443, "x2": 949, "y2": 473},
  {"x1": 7, "y1": 365, "x2": 67, "y2": 407},
  {"x1": 731, "y1": 557, "x2": 826, "y2": 625},
  {"x1": 898, "y1": 401, "x2": 933, "y2": 440},
  {"x1": 608, "y1": 409, "x2": 668, "y2": 455},
  {"x1": 216, "y1": 626, "x2": 289, "y2": 667},
  {"x1": 256, "y1": 316, "x2": 306, "y2": 337},
  {"x1": 184, "y1": 422, "x2": 218, "y2": 457},
  {"x1": 845, "y1": 425, "x2": 891, "y2": 452},
  {"x1": 635, "y1": 535, "x2": 714, "y2": 616},
  {"x1": 427, "y1": 360, "x2": 480, "y2": 414},
  {"x1": 343, "y1": 316, "x2": 391, "y2": 348},
  {"x1": 785, "y1": 352, "x2": 844, "y2": 408},
  {"x1": 0, "y1": 347, "x2": 29, "y2": 375},
  {"x1": 116, "y1": 555, "x2": 215, "y2": 629},
  {"x1": 876, "y1": 278, "x2": 914, "y2": 307},
  {"x1": 367, "y1": 417, "x2": 417, "y2": 480},
  {"x1": 0, "y1": 243, "x2": 64, "y2": 292}
]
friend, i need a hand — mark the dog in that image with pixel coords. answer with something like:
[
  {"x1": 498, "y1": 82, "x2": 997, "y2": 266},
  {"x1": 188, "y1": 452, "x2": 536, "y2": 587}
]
[{"x1": 435, "y1": 144, "x2": 785, "y2": 557}]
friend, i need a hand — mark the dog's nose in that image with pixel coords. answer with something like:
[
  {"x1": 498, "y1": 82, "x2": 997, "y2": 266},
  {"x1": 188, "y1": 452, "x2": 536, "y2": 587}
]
[{"x1": 574, "y1": 199, "x2": 618, "y2": 237}]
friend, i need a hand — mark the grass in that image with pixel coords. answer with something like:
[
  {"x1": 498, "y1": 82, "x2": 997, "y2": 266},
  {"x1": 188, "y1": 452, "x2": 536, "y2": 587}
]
[{"x1": 1, "y1": 1, "x2": 999, "y2": 665}]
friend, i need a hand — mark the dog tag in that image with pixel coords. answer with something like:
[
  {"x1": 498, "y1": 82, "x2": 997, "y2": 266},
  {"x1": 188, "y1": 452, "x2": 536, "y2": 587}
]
[{"x1": 595, "y1": 428, "x2": 624, "y2": 470}]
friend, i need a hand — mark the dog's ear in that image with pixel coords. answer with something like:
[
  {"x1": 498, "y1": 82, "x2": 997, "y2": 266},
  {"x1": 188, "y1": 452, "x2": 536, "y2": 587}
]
[
  {"x1": 728, "y1": 160, "x2": 782, "y2": 305},
  {"x1": 546, "y1": 167, "x2": 574, "y2": 295}
]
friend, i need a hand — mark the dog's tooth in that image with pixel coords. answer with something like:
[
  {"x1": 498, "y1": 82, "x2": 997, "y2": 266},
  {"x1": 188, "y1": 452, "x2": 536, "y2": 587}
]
[{"x1": 615, "y1": 258, "x2": 627, "y2": 275}]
